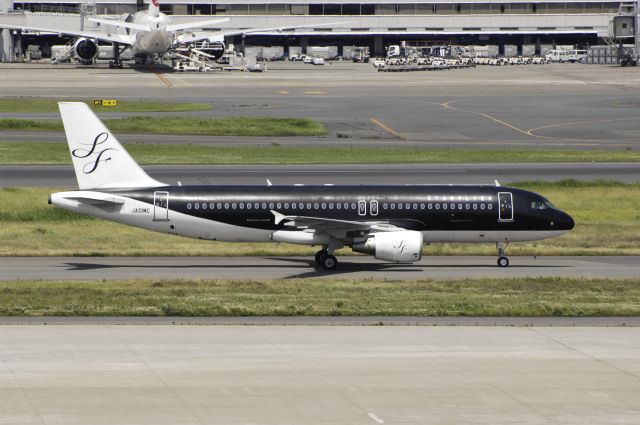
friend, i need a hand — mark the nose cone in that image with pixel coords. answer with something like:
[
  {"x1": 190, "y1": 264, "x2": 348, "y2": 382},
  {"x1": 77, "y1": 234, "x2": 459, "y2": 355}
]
[{"x1": 558, "y1": 210, "x2": 575, "y2": 231}]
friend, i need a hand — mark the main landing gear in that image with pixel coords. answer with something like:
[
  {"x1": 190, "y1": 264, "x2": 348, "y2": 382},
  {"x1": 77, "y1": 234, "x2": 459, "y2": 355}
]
[
  {"x1": 315, "y1": 249, "x2": 338, "y2": 270},
  {"x1": 496, "y1": 242, "x2": 509, "y2": 267}
]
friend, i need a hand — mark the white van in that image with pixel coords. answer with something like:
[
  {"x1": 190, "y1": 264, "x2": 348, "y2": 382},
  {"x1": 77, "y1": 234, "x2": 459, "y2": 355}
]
[
  {"x1": 567, "y1": 50, "x2": 588, "y2": 63},
  {"x1": 545, "y1": 50, "x2": 569, "y2": 62}
]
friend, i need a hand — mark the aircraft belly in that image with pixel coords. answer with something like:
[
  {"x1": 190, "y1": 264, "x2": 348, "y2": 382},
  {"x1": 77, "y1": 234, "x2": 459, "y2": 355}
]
[{"x1": 423, "y1": 230, "x2": 569, "y2": 243}]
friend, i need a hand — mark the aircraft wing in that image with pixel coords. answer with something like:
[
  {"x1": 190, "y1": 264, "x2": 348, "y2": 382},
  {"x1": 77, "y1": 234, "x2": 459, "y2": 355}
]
[
  {"x1": 89, "y1": 18, "x2": 150, "y2": 32},
  {"x1": 174, "y1": 21, "x2": 352, "y2": 44},
  {"x1": 0, "y1": 23, "x2": 133, "y2": 45},
  {"x1": 215, "y1": 21, "x2": 353, "y2": 37},
  {"x1": 165, "y1": 18, "x2": 230, "y2": 33},
  {"x1": 271, "y1": 210, "x2": 400, "y2": 233}
]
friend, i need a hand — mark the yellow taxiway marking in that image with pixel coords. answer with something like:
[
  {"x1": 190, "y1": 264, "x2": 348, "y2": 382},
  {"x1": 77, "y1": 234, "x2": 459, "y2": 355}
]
[
  {"x1": 370, "y1": 118, "x2": 403, "y2": 139},
  {"x1": 304, "y1": 90, "x2": 327, "y2": 95},
  {"x1": 277, "y1": 90, "x2": 290, "y2": 95},
  {"x1": 147, "y1": 65, "x2": 174, "y2": 87},
  {"x1": 527, "y1": 117, "x2": 636, "y2": 137},
  {"x1": 439, "y1": 99, "x2": 537, "y2": 138}
]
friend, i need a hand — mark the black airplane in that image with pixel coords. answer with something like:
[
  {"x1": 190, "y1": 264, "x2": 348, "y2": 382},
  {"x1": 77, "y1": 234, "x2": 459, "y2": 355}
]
[{"x1": 50, "y1": 102, "x2": 574, "y2": 270}]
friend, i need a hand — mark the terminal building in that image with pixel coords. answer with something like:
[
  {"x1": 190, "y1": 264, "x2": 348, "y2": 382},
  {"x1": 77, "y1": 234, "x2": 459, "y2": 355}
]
[{"x1": 0, "y1": 0, "x2": 622, "y2": 60}]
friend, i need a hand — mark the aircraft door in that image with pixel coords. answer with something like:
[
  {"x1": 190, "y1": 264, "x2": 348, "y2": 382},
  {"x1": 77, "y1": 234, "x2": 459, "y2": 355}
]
[
  {"x1": 358, "y1": 200, "x2": 367, "y2": 216},
  {"x1": 498, "y1": 192, "x2": 513, "y2": 222},
  {"x1": 370, "y1": 200, "x2": 378, "y2": 216},
  {"x1": 153, "y1": 191, "x2": 169, "y2": 221}
]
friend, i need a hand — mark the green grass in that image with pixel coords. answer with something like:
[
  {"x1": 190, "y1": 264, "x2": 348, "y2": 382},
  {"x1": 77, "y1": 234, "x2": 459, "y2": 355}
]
[
  {"x1": 0, "y1": 98, "x2": 213, "y2": 113},
  {"x1": 1, "y1": 142, "x2": 639, "y2": 165},
  {"x1": 0, "y1": 277, "x2": 638, "y2": 317},
  {"x1": 0, "y1": 116, "x2": 327, "y2": 137},
  {"x1": 1, "y1": 181, "x2": 639, "y2": 256}
]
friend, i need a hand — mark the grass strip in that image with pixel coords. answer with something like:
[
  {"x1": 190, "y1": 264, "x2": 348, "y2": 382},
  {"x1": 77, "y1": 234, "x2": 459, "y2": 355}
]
[
  {"x1": 1, "y1": 142, "x2": 639, "y2": 165},
  {"x1": 0, "y1": 98, "x2": 212, "y2": 113},
  {"x1": 1, "y1": 181, "x2": 639, "y2": 256},
  {"x1": 0, "y1": 116, "x2": 327, "y2": 137},
  {"x1": 0, "y1": 277, "x2": 638, "y2": 317}
]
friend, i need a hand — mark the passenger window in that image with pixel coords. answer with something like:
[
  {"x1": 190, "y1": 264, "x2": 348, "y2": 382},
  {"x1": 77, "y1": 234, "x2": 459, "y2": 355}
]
[
  {"x1": 231, "y1": 203, "x2": 236, "y2": 209},
  {"x1": 284, "y1": 203, "x2": 289, "y2": 209},
  {"x1": 428, "y1": 204, "x2": 433, "y2": 209},
  {"x1": 391, "y1": 203, "x2": 396, "y2": 210},
  {"x1": 292, "y1": 203, "x2": 297, "y2": 209},
  {"x1": 473, "y1": 204, "x2": 477, "y2": 210},
  {"x1": 299, "y1": 203, "x2": 304, "y2": 209},
  {"x1": 398, "y1": 204, "x2": 403, "y2": 210},
  {"x1": 336, "y1": 203, "x2": 341, "y2": 210},
  {"x1": 443, "y1": 204, "x2": 448, "y2": 210},
  {"x1": 269, "y1": 203, "x2": 274, "y2": 209},
  {"x1": 187, "y1": 203, "x2": 192, "y2": 209},
  {"x1": 351, "y1": 203, "x2": 356, "y2": 210},
  {"x1": 370, "y1": 200, "x2": 378, "y2": 216},
  {"x1": 306, "y1": 203, "x2": 311, "y2": 209},
  {"x1": 217, "y1": 203, "x2": 222, "y2": 209},
  {"x1": 262, "y1": 203, "x2": 267, "y2": 209},
  {"x1": 420, "y1": 204, "x2": 425, "y2": 209},
  {"x1": 277, "y1": 203, "x2": 281, "y2": 209},
  {"x1": 329, "y1": 203, "x2": 334, "y2": 209},
  {"x1": 195, "y1": 203, "x2": 200, "y2": 210},
  {"x1": 480, "y1": 204, "x2": 485, "y2": 210},
  {"x1": 314, "y1": 203, "x2": 319, "y2": 209},
  {"x1": 383, "y1": 203, "x2": 388, "y2": 210},
  {"x1": 458, "y1": 204, "x2": 462, "y2": 210},
  {"x1": 488, "y1": 204, "x2": 493, "y2": 210},
  {"x1": 321, "y1": 203, "x2": 326, "y2": 209},
  {"x1": 435, "y1": 204, "x2": 440, "y2": 209},
  {"x1": 210, "y1": 203, "x2": 214, "y2": 209}
]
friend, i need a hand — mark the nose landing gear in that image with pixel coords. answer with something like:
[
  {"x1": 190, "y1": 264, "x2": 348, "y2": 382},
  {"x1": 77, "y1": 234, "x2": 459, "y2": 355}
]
[{"x1": 496, "y1": 242, "x2": 509, "y2": 267}]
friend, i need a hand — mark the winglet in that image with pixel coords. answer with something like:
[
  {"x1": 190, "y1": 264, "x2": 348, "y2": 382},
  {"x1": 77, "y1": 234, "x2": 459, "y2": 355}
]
[
  {"x1": 494, "y1": 179, "x2": 501, "y2": 187},
  {"x1": 271, "y1": 210, "x2": 286, "y2": 225},
  {"x1": 266, "y1": 178, "x2": 273, "y2": 187}
]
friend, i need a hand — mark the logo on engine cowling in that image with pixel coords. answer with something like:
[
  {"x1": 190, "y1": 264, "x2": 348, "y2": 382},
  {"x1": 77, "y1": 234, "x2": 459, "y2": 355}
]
[
  {"x1": 394, "y1": 239, "x2": 408, "y2": 254},
  {"x1": 71, "y1": 132, "x2": 117, "y2": 174}
]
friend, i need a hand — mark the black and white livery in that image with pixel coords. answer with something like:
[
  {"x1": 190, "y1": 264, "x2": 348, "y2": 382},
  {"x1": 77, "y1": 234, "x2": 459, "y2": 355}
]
[{"x1": 50, "y1": 102, "x2": 574, "y2": 270}]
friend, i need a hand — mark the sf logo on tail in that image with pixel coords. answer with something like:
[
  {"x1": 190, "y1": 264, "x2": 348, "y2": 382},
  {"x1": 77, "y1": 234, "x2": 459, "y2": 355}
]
[{"x1": 71, "y1": 132, "x2": 117, "y2": 174}]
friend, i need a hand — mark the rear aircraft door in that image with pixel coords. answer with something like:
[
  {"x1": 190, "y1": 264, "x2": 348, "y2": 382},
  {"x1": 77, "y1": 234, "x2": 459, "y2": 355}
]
[
  {"x1": 153, "y1": 191, "x2": 169, "y2": 221},
  {"x1": 498, "y1": 192, "x2": 513, "y2": 222}
]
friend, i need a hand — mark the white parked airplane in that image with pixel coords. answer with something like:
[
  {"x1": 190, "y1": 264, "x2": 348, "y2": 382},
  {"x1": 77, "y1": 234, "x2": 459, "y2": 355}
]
[
  {"x1": 49, "y1": 102, "x2": 574, "y2": 270},
  {"x1": 1, "y1": 0, "x2": 345, "y2": 67}
]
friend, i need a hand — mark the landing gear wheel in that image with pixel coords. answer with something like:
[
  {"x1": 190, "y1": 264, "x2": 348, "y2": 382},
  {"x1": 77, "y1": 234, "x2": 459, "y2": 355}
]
[
  {"x1": 315, "y1": 250, "x2": 328, "y2": 265},
  {"x1": 497, "y1": 257, "x2": 509, "y2": 268},
  {"x1": 319, "y1": 254, "x2": 338, "y2": 270}
]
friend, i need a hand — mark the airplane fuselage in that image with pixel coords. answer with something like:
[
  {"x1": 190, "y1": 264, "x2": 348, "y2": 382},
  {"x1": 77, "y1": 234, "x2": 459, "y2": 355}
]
[
  {"x1": 51, "y1": 184, "x2": 575, "y2": 246},
  {"x1": 129, "y1": 11, "x2": 174, "y2": 54}
]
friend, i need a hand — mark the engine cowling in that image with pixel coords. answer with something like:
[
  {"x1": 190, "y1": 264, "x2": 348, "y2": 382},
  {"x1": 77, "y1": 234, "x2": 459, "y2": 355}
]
[
  {"x1": 74, "y1": 38, "x2": 99, "y2": 61},
  {"x1": 352, "y1": 231, "x2": 423, "y2": 263},
  {"x1": 207, "y1": 41, "x2": 225, "y2": 60}
]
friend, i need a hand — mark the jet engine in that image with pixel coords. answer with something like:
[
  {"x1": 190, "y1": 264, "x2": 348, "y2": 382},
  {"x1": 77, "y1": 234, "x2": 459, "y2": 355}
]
[
  {"x1": 207, "y1": 41, "x2": 225, "y2": 60},
  {"x1": 74, "y1": 38, "x2": 99, "y2": 61},
  {"x1": 352, "y1": 230, "x2": 423, "y2": 263}
]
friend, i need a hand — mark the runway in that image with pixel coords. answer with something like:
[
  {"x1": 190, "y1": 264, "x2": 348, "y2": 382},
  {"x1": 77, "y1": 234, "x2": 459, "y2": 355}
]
[
  {"x1": 2, "y1": 162, "x2": 639, "y2": 187},
  {"x1": 0, "y1": 325, "x2": 638, "y2": 424},
  {"x1": 2, "y1": 256, "x2": 638, "y2": 280}
]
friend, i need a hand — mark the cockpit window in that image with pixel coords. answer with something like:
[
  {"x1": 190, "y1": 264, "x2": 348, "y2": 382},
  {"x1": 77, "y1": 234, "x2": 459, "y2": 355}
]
[{"x1": 530, "y1": 199, "x2": 554, "y2": 210}]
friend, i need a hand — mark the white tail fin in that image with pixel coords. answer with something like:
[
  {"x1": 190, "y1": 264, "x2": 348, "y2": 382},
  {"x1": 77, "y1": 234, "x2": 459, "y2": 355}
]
[{"x1": 59, "y1": 102, "x2": 166, "y2": 190}]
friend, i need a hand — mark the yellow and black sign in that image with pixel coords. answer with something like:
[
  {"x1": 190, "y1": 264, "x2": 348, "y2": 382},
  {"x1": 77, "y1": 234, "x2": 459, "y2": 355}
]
[{"x1": 93, "y1": 99, "x2": 118, "y2": 107}]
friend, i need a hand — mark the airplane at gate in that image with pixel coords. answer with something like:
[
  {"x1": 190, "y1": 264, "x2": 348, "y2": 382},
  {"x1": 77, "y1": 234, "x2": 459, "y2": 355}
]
[
  {"x1": 1, "y1": 0, "x2": 345, "y2": 67},
  {"x1": 49, "y1": 102, "x2": 574, "y2": 270}
]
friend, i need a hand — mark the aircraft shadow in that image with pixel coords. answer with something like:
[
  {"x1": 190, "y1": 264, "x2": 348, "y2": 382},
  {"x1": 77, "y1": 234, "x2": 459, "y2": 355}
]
[{"x1": 64, "y1": 258, "x2": 569, "y2": 280}]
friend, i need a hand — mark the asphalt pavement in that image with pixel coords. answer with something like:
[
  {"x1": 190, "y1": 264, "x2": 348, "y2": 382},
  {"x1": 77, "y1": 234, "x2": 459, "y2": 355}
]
[
  {"x1": 3, "y1": 162, "x2": 639, "y2": 187},
  {"x1": 2, "y1": 256, "x2": 638, "y2": 280}
]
